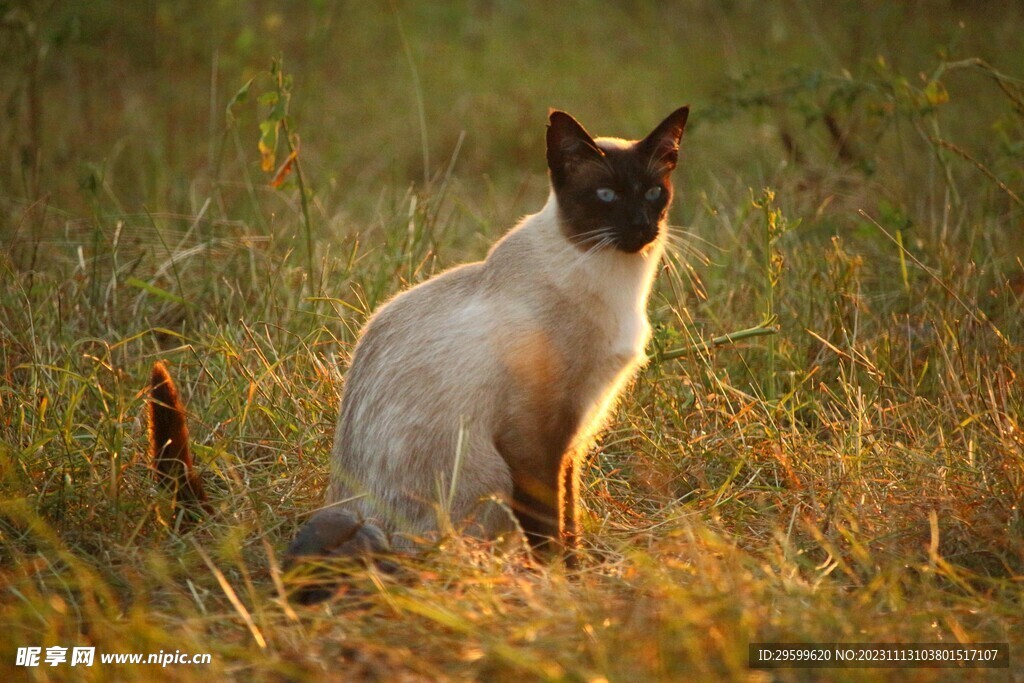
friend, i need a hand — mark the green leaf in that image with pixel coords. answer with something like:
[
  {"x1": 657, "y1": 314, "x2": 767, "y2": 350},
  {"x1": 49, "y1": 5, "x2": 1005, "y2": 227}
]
[
  {"x1": 268, "y1": 94, "x2": 289, "y2": 123},
  {"x1": 226, "y1": 76, "x2": 257, "y2": 121},
  {"x1": 125, "y1": 277, "x2": 190, "y2": 307}
]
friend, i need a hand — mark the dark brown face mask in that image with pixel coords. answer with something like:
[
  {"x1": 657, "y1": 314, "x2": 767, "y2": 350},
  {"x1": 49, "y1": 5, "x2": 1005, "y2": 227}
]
[{"x1": 546, "y1": 107, "x2": 689, "y2": 254}]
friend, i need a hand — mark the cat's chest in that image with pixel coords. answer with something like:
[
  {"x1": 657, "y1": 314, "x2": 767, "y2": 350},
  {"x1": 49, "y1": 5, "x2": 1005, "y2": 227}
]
[
  {"x1": 572, "y1": 254, "x2": 654, "y2": 360},
  {"x1": 571, "y1": 295, "x2": 650, "y2": 426},
  {"x1": 610, "y1": 305, "x2": 650, "y2": 360}
]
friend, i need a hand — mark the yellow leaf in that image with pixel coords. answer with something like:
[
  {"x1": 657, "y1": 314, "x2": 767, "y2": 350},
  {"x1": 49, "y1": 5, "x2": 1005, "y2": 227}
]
[
  {"x1": 924, "y1": 80, "x2": 949, "y2": 106},
  {"x1": 258, "y1": 119, "x2": 279, "y2": 172},
  {"x1": 258, "y1": 138, "x2": 276, "y2": 173}
]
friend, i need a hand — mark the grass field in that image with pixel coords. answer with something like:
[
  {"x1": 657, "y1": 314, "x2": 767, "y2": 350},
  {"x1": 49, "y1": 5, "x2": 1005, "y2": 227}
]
[{"x1": 2, "y1": 2, "x2": 1023, "y2": 681}]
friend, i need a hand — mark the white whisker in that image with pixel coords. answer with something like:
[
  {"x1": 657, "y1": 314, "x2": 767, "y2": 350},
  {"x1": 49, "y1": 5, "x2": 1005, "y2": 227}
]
[
  {"x1": 584, "y1": 235, "x2": 615, "y2": 257},
  {"x1": 659, "y1": 241, "x2": 709, "y2": 301},
  {"x1": 570, "y1": 227, "x2": 615, "y2": 246},
  {"x1": 665, "y1": 224, "x2": 720, "y2": 251}
]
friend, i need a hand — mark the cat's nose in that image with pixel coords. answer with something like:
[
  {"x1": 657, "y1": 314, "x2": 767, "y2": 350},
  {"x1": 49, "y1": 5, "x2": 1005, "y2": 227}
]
[{"x1": 632, "y1": 211, "x2": 647, "y2": 227}]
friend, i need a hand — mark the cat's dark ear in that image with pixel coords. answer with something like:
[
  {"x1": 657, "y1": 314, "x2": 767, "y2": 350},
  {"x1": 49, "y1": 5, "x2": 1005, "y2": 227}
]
[
  {"x1": 547, "y1": 110, "x2": 604, "y2": 187},
  {"x1": 639, "y1": 106, "x2": 690, "y2": 176}
]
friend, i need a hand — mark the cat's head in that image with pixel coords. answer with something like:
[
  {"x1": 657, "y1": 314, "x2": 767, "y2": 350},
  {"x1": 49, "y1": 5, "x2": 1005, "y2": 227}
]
[{"x1": 546, "y1": 106, "x2": 689, "y2": 254}]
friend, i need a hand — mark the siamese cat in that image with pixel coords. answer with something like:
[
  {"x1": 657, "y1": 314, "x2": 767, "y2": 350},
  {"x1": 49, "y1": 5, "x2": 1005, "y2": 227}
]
[
  {"x1": 150, "y1": 106, "x2": 689, "y2": 598},
  {"x1": 288, "y1": 106, "x2": 689, "y2": 559}
]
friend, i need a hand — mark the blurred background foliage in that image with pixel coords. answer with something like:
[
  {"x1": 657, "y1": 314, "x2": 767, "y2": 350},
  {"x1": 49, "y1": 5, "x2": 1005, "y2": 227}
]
[
  {"x1": 2, "y1": 0, "x2": 1022, "y2": 228},
  {"x1": 3, "y1": 0, "x2": 1022, "y2": 399}
]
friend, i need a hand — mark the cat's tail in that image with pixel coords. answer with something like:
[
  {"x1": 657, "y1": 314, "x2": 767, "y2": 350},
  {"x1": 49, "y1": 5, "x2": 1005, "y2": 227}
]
[
  {"x1": 148, "y1": 361, "x2": 393, "y2": 600},
  {"x1": 148, "y1": 361, "x2": 211, "y2": 523}
]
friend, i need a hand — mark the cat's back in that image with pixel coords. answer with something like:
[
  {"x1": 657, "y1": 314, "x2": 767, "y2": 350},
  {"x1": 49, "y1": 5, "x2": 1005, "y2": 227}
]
[
  {"x1": 343, "y1": 260, "x2": 491, "y2": 396},
  {"x1": 350, "y1": 221, "x2": 549, "y2": 373},
  {"x1": 334, "y1": 222, "x2": 561, "y2": 466}
]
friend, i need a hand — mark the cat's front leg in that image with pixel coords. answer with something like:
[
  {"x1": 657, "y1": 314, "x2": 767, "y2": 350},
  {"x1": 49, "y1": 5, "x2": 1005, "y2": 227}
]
[
  {"x1": 510, "y1": 466, "x2": 562, "y2": 555},
  {"x1": 495, "y1": 407, "x2": 579, "y2": 557},
  {"x1": 560, "y1": 453, "x2": 580, "y2": 567}
]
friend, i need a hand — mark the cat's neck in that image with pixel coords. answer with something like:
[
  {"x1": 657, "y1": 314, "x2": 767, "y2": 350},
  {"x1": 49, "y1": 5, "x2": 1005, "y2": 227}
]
[{"x1": 518, "y1": 191, "x2": 663, "y2": 306}]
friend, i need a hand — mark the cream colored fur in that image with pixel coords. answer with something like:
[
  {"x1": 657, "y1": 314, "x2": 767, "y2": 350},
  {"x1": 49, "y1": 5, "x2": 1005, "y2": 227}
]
[{"x1": 327, "y1": 144, "x2": 664, "y2": 549}]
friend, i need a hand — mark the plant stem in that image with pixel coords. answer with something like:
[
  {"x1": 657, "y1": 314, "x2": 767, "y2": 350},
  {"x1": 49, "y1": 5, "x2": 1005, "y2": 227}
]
[
  {"x1": 282, "y1": 126, "x2": 316, "y2": 301},
  {"x1": 653, "y1": 316, "x2": 779, "y2": 363}
]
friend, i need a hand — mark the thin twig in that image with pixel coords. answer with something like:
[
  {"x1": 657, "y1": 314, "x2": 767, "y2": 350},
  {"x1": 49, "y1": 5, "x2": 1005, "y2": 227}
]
[
  {"x1": 653, "y1": 315, "x2": 780, "y2": 363},
  {"x1": 930, "y1": 137, "x2": 1024, "y2": 209}
]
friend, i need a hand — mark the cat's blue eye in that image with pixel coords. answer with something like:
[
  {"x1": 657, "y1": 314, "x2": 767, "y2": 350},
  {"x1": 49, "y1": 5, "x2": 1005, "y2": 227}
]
[
  {"x1": 596, "y1": 188, "x2": 618, "y2": 202},
  {"x1": 644, "y1": 186, "x2": 663, "y2": 201}
]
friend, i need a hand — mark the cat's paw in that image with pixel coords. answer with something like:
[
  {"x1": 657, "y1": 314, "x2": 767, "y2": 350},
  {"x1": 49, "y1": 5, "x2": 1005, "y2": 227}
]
[{"x1": 285, "y1": 508, "x2": 394, "y2": 604}]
